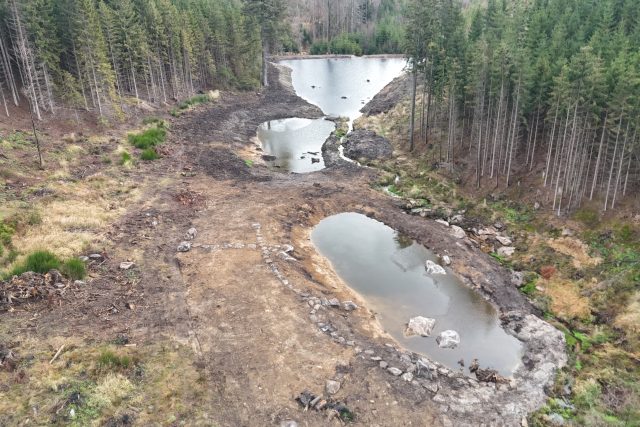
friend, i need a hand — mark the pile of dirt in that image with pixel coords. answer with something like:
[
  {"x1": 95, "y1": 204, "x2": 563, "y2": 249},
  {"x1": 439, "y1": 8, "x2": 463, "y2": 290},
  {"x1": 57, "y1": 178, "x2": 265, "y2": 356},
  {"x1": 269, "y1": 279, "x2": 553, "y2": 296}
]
[
  {"x1": 197, "y1": 146, "x2": 271, "y2": 182},
  {"x1": 343, "y1": 129, "x2": 393, "y2": 161},
  {"x1": 360, "y1": 73, "x2": 410, "y2": 115}
]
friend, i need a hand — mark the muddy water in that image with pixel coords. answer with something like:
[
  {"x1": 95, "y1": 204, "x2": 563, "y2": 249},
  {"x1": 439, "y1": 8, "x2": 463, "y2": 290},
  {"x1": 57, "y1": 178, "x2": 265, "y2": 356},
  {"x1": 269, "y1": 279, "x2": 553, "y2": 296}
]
[
  {"x1": 257, "y1": 118, "x2": 335, "y2": 173},
  {"x1": 312, "y1": 213, "x2": 523, "y2": 376},
  {"x1": 257, "y1": 57, "x2": 405, "y2": 172}
]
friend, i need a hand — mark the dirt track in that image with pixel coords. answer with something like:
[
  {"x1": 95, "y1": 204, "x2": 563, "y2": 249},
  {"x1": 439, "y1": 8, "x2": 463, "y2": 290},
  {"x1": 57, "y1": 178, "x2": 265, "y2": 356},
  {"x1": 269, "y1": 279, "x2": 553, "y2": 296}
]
[{"x1": 1, "y1": 64, "x2": 565, "y2": 426}]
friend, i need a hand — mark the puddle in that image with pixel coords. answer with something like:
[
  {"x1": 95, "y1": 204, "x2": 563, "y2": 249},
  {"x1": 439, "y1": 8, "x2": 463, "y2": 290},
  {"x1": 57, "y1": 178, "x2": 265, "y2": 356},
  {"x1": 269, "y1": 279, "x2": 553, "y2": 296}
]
[
  {"x1": 258, "y1": 118, "x2": 335, "y2": 173},
  {"x1": 311, "y1": 212, "x2": 523, "y2": 376}
]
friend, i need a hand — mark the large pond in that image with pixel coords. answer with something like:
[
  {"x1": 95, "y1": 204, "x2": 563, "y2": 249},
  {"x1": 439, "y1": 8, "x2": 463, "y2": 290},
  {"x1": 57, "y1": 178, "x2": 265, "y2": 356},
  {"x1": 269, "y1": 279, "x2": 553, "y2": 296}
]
[
  {"x1": 280, "y1": 56, "x2": 406, "y2": 122},
  {"x1": 257, "y1": 57, "x2": 406, "y2": 173},
  {"x1": 312, "y1": 213, "x2": 523, "y2": 376}
]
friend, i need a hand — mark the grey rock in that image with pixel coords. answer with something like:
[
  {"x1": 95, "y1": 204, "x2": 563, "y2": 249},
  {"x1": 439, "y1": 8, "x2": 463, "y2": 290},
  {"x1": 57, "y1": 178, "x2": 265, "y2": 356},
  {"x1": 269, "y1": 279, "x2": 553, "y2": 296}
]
[
  {"x1": 185, "y1": 227, "x2": 197, "y2": 240},
  {"x1": 442, "y1": 255, "x2": 451, "y2": 266},
  {"x1": 406, "y1": 316, "x2": 436, "y2": 337},
  {"x1": 325, "y1": 379, "x2": 341, "y2": 395},
  {"x1": 387, "y1": 367, "x2": 403, "y2": 376},
  {"x1": 379, "y1": 361, "x2": 388, "y2": 368},
  {"x1": 342, "y1": 301, "x2": 358, "y2": 311},
  {"x1": 327, "y1": 298, "x2": 340, "y2": 307},
  {"x1": 177, "y1": 241, "x2": 192, "y2": 252},
  {"x1": 425, "y1": 260, "x2": 446, "y2": 275},
  {"x1": 436, "y1": 330, "x2": 460, "y2": 349},
  {"x1": 280, "y1": 420, "x2": 298, "y2": 427},
  {"x1": 435, "y1": 219, "x2": 450, "y2": 227},
  {"x1": 88, "y1": 253, "x2": 103, "y2": 260},
  {"x1": 495, "y1": 235, "x2": 513, "y2": 246},
  {"x1": 78, "y1": 256, "x2": 89, "y2": 262},
  {"x1": 119, "y1": 261, "x2": 135, "y2": 270},
  {"x1": 450, "y1": 225, "x2": 466, "y2": 239},
  {"x1": 497, "y1": 246, "x2": 516, "y2": 257},
  {"x1": 401, "y1": 372, "x2": 414, "y2": 382},
  {"x1": 511, "y1": 271, "x2": 525, "y2": 287}
]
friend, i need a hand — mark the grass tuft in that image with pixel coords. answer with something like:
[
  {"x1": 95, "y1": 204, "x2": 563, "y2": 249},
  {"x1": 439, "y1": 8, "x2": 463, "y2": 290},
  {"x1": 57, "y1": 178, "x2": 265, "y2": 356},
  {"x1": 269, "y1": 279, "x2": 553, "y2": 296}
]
[
  {"x1": 128, "y1": 127, "x2": 166, "y2": 150},
  {"x1": 119, "y1": 151, "x2": 132, "y2": 166},
  {"x1": 7, "y1": 250, "x2": 61, "y2": 277},
  {"x1": 60, "y1": 258, "x2": 86, "y2": 280},
  {"x1": 98, "y1": 350, "x2": 132, "y2": 371},
  {"x1": 140, "y1": 148, "x2": 159, "y2": 161}
]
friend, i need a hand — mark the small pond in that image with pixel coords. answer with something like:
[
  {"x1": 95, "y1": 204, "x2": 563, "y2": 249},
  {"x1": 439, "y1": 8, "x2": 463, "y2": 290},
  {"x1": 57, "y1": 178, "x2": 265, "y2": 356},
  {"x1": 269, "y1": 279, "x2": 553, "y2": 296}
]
[
  {"x1": 257, "y1": 118, "x2": 335, "y2": 173},
  {"x1": 311, "y1": 212, "x2": 523, "y2": 376},
  {"x1": 257, "y1": 57, "x2": 406, "y2": 172}
]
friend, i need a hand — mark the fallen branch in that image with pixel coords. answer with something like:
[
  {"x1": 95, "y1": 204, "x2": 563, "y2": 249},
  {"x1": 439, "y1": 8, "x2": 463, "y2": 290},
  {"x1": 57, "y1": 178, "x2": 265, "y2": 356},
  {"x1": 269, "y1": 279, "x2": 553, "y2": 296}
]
[{"x1": 49, "y1": 344, "x2": 65, "y2": 364}]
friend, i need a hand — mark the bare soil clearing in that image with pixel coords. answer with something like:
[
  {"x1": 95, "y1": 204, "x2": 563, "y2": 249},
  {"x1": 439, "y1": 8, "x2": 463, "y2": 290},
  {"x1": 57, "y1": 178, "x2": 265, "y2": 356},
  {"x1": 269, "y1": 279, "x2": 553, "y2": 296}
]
[{"x1": 0, "y1": 65, "x2": 564, "y2": 426}]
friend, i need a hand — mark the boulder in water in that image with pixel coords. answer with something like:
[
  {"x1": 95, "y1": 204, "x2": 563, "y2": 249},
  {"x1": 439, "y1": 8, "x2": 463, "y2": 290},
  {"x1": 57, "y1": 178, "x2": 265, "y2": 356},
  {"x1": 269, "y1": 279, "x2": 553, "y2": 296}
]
[
  {"x1": 425, "y1": 260, "x2": 446, "y2": 275},
  {"x1": 406, "y1": 316, "x2": 436, "y2": 337},
  {"x1": 436, "y1": 330, "x2": 460, "y2": 349}
]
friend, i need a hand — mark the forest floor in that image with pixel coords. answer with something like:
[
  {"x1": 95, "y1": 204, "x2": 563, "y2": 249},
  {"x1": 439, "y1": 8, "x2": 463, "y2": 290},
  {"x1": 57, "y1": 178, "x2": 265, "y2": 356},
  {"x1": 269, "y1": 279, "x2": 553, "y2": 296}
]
[{"x1": 0, "y1": 64, "x2": 634, "y2": 426}]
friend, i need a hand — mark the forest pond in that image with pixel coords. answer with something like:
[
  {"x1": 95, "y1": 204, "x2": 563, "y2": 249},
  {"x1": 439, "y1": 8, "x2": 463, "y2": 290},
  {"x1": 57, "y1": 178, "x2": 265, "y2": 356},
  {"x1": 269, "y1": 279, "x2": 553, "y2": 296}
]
[
  {"x1": 312, "y1": 213, "x2": 523, "y2": 376},
  {"x1": 257, "y1": 57, "x2": 406, "y2": 172}
]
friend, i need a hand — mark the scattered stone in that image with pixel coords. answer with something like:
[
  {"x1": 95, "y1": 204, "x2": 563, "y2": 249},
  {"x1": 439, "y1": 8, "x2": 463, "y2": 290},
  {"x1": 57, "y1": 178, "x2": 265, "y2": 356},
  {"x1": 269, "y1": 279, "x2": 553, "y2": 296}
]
[
  {"x1": 436, "y1": 330, "x2": 460, "y2": 349},
  {"x1": 405, "y1": 316, "x2": 436, "y2": 337},
  {"x1": 261, "y1": 154, "x2": 277, "y2": 161},
  {"x1": 495, "y1": 235, "x2": 513, "y2": 246},
  {"x1": 401, "y1": 372, "x2": 414, "y2": 382},
  {"x1": 425, "y1": 260, "x2": 446, "y2": 275},
  {"x1": 88, "y1": 253, "x2": 103, "y2": 260},
  {"x1": 494, "y1": 222, "x2": 505, "y2": 230},
  {"x1": 327, "y1": 298, "x2": 340, "y2": 307},
  {"x1": 371, "y1": 356, "x2": 382, "y2": 361},
  {"x1": 74, "y1": 280, "x2": 86, "y2": 286},
  {"x1": 387, "y1": 367, "x2": 403, "y2": 376},
  {"x1": 476, "y1": 228, "x2": 496, "y2": 236},
  {"x1": 119, "y1": 262, "x2": 135, "y2": 270},
  {"x1": 185, "y1": 227, "x2": 197, "y2": 240},
  {"x1": 325, "y1": 380, "x2": 341, "y2": 395},
  {"x1": 177, "y1": 241, "x2": 192, "y2": 252},
  {"x1": 280, "y1": 420, "x2": 298, "y2": 427},
  {"x1": 342, "y1": 301, "x2": 358, "y2": 311},
  {"x1": 511, "y1": 271, "x2": 525, "y2": 287},
  {"x1": 364, "y1": 349, "x2": 375, "y2": 355},
  {"x1": 379, "y1": 361, "x2": 388, "y2": 369},
  {"x1": 534, "y1": 201, "x2": 541, "y2": 210},
  {"x1": 435, "y1": 219, "x2": 450, "y2": 227},
  {"x1": 78, "y1": 256, "x2": 89, "y2": 262},
  {"x1": 497, "y1": 246, "x2": 516, "y2": 257},
  {"x1": 450, "y1": 225, "x2": 466, "y2": 239},
  {"x1": 561, "y1": 228, "x2": 574, "y2": 237},
  {"x1": 442, "y1": 255, "x2": 451, "y2": 266}
]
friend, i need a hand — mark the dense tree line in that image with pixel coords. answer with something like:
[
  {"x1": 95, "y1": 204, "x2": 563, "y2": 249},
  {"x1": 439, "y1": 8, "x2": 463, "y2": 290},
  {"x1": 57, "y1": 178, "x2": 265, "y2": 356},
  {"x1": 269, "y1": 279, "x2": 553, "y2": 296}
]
[
  {"x1": 405, "y1": 0, "x2": 640, "y2": 213},
  {"x1": 285, "y1": 0, "x2": 406, "y2": 55},
  {"x1": 0, "y1": 0, "x2": 267, "y2": 121}
]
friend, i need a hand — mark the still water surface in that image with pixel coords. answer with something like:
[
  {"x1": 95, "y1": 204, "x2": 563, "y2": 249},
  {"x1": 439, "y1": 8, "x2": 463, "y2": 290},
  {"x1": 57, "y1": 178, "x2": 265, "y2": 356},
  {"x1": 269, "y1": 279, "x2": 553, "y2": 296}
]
[
  {"x1": 312, "y1": 213, "x2": 523, "y2": 376},
  {"x1": 257, "y1": 57, "x2": 406, "y2": 172}
]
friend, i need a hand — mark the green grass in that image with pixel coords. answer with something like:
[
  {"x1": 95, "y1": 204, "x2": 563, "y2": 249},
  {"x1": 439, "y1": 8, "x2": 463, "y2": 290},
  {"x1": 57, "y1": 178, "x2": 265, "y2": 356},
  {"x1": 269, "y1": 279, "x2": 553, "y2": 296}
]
[
  {"x1": 98, "y1": 350, "x2": 132, "y2": 371},
  {"x1": 128, "y1": 127, "x2": 166, "y2": 150},
  {"x1": 140, "y1": 148, "x2": 159, "y2": 161},
  {"x1": 7, "y1": 250, "x2": 61, "y2": 277},
  {"x1": 119, "y1": 151, "x2": 132, "y2": 165},
  {"x1": 60, "y1": 258, "x2": 87, "y2": 280},
  {"x1": 244, "y1": 159, "x2": 253, "y2": 167},
  {"x1": 141, "y1": 116, "x2": 166, "y2": 127},
  {"x1": 335, "y1": 128, "x2": 347, "y2": 138},
  {"x1": 177, "y1": 94, "x2": 209, "y2": 110}
]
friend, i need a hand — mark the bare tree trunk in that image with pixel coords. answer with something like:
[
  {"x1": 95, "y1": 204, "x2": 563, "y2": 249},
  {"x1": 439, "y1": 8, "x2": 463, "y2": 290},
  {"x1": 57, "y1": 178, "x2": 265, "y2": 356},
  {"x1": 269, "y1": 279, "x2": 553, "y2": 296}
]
[
  {"x1": 605, "y1": 118, "x2": 626, "y2": 210},
  {"x1": 589, "y1": 112, "x2": 608, "y2": 200},
  {"x1": 409, "y1": 64, "x2": 418, "y2": 152},
  {"x1": 611, "y1": 126, "x2": 632, "y2": 209}
]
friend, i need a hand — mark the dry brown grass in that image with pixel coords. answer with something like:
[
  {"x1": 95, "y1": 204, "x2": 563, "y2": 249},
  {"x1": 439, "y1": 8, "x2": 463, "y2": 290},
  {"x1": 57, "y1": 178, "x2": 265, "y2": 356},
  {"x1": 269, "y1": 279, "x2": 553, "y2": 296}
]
[
  {"x1": 543, "y1": 277, "x2": 592, "y2": 320},
  {"x1": 547, "y1": 236, "x2": 602, "y2": 269},
  {"x1": 615, "y1": 292, "x2": 640, "y2": 335}
]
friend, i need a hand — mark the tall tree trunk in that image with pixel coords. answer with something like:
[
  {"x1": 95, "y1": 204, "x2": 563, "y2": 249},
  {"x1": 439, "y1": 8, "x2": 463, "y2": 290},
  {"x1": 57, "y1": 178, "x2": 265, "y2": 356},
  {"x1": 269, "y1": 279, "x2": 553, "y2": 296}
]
[{"x1": 589, "y1": 112, "x2": 608, "y2": 200}]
